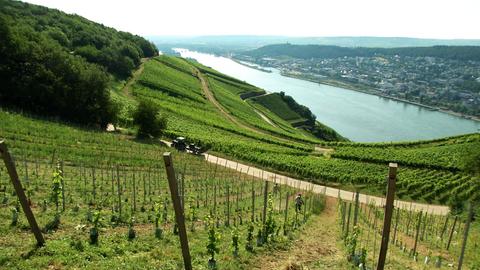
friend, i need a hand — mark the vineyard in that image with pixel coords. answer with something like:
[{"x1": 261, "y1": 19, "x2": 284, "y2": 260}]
[
  {"x1": 1, "y1": 1, "x2": 479, "y2": 269},
  {"x1": 0, "y1": 133, "x2": 324, "y2": 269},
  {"x1": 1, "y1": 52, "x2": 479, "y2": 269},
  {"x1": 338, "y1": 193, "x2": 479, "y2": 269}
]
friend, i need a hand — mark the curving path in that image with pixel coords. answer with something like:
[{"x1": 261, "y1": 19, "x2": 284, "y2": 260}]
[
  {"x1": 194, "y1": 68, "x2": 265, "y2": 135},
  {"x1": 203, "y1": 153, "x2": 450, "y2": 215}
]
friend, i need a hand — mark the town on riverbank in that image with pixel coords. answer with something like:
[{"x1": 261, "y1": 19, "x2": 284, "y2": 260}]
[{"x1": 235, "y1": 44, "x2": 480, "y2": 121}]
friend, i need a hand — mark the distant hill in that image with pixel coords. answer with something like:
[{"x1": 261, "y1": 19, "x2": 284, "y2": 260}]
[
  {"x1": 150, "y1": 35, "x2": 480, "y2": 54},
  {"x1": 244, "y1": 43, "x2": 480, "y2": 61},
  {"x1": 0, "y1": 0, "x2": 158, "y2": 127}
]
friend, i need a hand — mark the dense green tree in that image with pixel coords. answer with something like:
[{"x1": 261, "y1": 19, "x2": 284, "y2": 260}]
[
  {"x1": 279, "y1": 91, "x2": 316, "y2": 125},
  {"x1": 133, "y1": 101, "x2": 167, "y2": 139},
  {"x1": 0, "y1": 0, "x2": 158, "y2": 78},
  {"x1": 0, "y1": 14, "x2": 115, "y2": 128},
  {"x1": 0, "y1": 0, "x2": 160, "y2": 127}
]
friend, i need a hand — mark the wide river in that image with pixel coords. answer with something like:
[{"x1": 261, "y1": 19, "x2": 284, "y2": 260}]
[{"x1": 176, "y1": 49, "x2": 480, "y2": 142}]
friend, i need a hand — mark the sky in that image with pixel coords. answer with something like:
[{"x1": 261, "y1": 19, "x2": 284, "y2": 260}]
[{"x1": 24, "y1": 0, "x2": 480, "y2": 39}]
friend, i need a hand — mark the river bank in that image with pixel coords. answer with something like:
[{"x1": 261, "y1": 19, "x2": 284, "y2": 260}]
[
  {"x1": 229, "y1": 57, "x2": 272, "y2": 73},
  {"x1": 280, "y1": 71, "x2": 480, "y2": 123}
]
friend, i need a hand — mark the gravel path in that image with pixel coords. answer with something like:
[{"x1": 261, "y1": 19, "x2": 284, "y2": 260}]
[{"x1": 203, "y1": 154, "x2": 450, "y2": 215}]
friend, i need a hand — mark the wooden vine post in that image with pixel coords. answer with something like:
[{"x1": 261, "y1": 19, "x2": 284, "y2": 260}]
[
  {"x1": 446, "y1": 215, "x2": 458, "y2": 250},
  {"x1": 116, "y1": 166, "x2": 122, "y2": 219},
  {"x1": 284, "y1": 191, "x2": 289, "y2": 231},
  {"x1": 458, "y1": 203, "x2": 474, "y2": 270},
  {"x1": 60, "y1": 161, "x2": 66, "y2": 212},
  {"x1": 413, "y1": 211, "x2": 423, "y2": 258},
  {"x1": 345, "y1": 202, "x2": 352, "y2": 237},
  {"x1": 262, "y1": 181, "x2": 269, "y2": 224},
  {"x1": 163, "y1": 152, "x2": 192, "y2": 270},
  {"x1": 353, "y1": 190, "x2": 360, "y2": 226},
  {"x1": 377, "y1": 163, "x2": 397, "y2": 270},
  {"x1": 226, "y1": 185, "x2": 230, "y2": 227},
  {"x1": 0, "y1": 140, "x2": 45, "y2": 246}
]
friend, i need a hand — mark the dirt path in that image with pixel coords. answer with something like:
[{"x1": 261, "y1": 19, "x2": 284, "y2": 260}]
[
  {"x1": 194, "y1": 68, "x2": 297, "y2": 140},
  {"x1": 121, "y1": 58, "x2": 148, "y2": 97},
  {"x1": 253, "y1": 108, "x2": 277, "y2": 127},
  {"x1": 314, "y1": 146, "x2": 334, "y2": 154},
  {"x1": 252, "y1": 198, "x2": 346, "y2": 269},
  {"x1": 194, "y1": 68, "x2": 263, "y2": 134},
  {"x1": 203, "y1": 154, "x2": 450, "y2": 215}
]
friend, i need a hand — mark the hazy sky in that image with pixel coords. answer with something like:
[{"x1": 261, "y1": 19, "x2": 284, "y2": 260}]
[{"x1": 24, "y1": 0, "x2": 480, "y2": 39}]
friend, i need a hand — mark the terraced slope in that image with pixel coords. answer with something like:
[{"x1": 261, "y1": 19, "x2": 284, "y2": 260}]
[{"x1": 129, "y1": 56, "x2": 480, "y2": 204}]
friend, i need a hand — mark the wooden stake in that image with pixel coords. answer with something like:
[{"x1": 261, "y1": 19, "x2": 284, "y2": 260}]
[
  {"x1": 60, "y1": 161, "x2": 66, "y2": 212},
  {"x1": 353, "y1": 190, "x2": 360, "y2": 226},
  {"x1": 377, "y1": 163, "x2": 397, "y2": 270},
  {"x1": 132, "y1": 172, "x2": 137, "y2": 212},
  {"x1": 262, "y1": 181, "x2": 269, "y2": 224},
  {"x1": 251, "y1": 189, "x2": 255, "y2": 223},
  {"x1": 345, "y1": 202, "x2": 352, "y2": 237},
  {"x1": 393, "y1": 207, "x2": 400, "y2": 244},
  {"x1": 413, "y1": 211, "x2": 422, "y2": 258},
  {"x1": 284, "y1": 192, "x2": 289, "y2": 228},
  {"x1": 116, "y1": 166, "x2": 122, "y2": 219},
  {"x1": 0, "y1": 141, "x2": 45, "y2": 246},
  {"x1": 163, "y1": 152, "x2": 192, "y2": 270},
  {"x1": 458, "y1": 203, "x2": 474, "y2": 270},
  {"x1": 446, "y1": 215, "x2": 458, "y2": 251},
  {"x1": 92, "y1": 167, "x2": 96, "y2": 203},
  {"x1": 226, "y1": 185, "x2": 230, "y2": 227}
]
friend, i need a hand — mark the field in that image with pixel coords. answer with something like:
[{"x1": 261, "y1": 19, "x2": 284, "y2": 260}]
[
  {"x1": 1, "y1": 54, "x2": 479, "y2": 269},
  {"x1": 0, "y1": 110, "x2": 326, "y2": 269},
  {"x1": 338, "y1": 196, "x2": 480, "y2": 269}
]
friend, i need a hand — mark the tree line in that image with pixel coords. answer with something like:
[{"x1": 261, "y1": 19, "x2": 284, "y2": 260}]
[{"x1": 278, "y1": 92, "x2": 345, "y2": 141}]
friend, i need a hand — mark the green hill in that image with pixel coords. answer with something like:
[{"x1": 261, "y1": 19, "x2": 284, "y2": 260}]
[{"x1": 0, "y1": 0, "x2": 158, "y2": 127}]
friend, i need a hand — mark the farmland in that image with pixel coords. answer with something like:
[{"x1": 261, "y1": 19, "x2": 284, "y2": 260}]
[{"x1": 1, "y1": 107, "x2": 478, "y2": 268}]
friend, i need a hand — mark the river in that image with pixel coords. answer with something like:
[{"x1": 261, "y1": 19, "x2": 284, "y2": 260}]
[{"x1": 175, "y1": 49, "x2": 480, "y2": 142}]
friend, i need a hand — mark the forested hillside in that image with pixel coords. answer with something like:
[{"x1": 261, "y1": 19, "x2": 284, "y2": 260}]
[
  {"x1": 0, "y1": 0, "x2": 158, "y2": 127},
  {"x1": 246, "y1": 43, "x2": 480, "y2": 61}
]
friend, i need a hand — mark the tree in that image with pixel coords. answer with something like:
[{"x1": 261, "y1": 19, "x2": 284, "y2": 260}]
[{"x1": 133, "y1": 100, "x2": 167, "y2": 138}]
